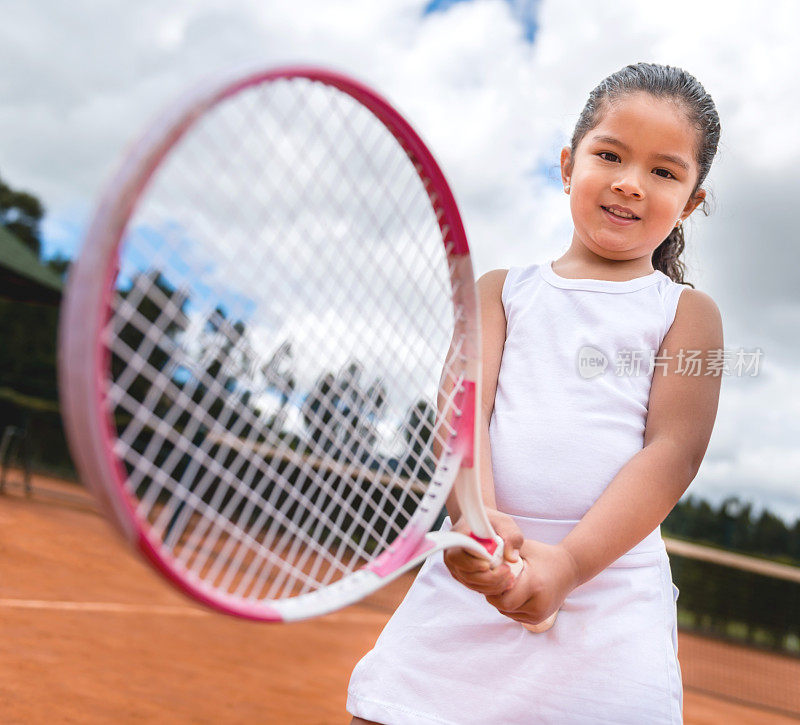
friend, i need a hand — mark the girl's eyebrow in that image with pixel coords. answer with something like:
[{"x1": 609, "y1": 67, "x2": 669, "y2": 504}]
[{"x1": 590, "y1": 134, "x2": 690, "y2": 171}]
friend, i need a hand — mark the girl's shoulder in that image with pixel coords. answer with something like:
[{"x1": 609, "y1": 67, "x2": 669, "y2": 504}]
[
  {"x1": 483, "y1": 264, "x2": 543, "y2": 305},
  {"x1": 476, "y1": 269, "x2": 510, "y2": 320},
  {"x1": 671, "y1": 287, "x2": 723, "y2": 333},
  {"x1": 477, "y1": 268, "x2": 510, "y2": 288}
]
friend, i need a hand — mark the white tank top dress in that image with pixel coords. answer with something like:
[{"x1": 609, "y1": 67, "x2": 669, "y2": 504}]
[{"x1": 347, "y1": 261, "x2": 688, "y2": 725}]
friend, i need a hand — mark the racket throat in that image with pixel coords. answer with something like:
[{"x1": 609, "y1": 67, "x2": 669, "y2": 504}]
[
  {"x1": 468, "y1": 532, "x2": 499, "y2": 557},
  {"x1": 451, "y1": 380, "x2": 477, "y2": 468}
]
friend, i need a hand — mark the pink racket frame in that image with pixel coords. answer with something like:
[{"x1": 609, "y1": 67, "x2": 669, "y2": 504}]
[{"x1": 58, "y1": 65, "x2": 496, "y2": 621}]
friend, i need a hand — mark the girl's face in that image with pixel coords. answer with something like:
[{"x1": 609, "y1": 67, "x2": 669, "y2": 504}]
[{"x1": 561, "y1": 92, "x2": 706, "y2": 262}]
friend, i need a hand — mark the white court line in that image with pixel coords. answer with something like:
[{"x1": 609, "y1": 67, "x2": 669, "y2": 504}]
[
  {"x1": 0, "y1": 598, "x2": 210, "y2": 616},
  {"x1": 0, "y1": 598, "x2": 385, "y2": 624}
]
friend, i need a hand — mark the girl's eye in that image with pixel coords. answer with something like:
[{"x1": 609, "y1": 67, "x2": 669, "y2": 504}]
[
  {"x1": 598, "y1": 152, "x2": 677, "y2": 180},
  {"x1": 654, "y1": 168, "x2": 676, "y2": 179}
]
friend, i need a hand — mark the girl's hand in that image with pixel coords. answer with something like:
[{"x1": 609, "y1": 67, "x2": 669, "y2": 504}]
[
  {"x1": 443, "y1": 509, "x2": 524, "y2": 596},
  {"x1": 484, "y1": 539, "x2": 581, "y2": 627}
]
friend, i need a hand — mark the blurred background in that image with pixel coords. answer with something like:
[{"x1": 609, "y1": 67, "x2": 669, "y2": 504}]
[{"x1": 1, "y1": 0, "x2": 798, "y2": 722}]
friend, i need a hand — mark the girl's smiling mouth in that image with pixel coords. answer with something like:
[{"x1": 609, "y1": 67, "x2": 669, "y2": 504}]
[{"x1": 601, "y1": 205, "x2": 641, "y2": 224}]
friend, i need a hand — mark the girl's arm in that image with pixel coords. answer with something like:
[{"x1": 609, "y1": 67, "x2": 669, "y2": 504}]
[
  {"x1": 487, "y1": 288, "x2": 723, "y2": 624},
  {"x1": 559, "y1": 288, "x2": 723, "y2": 584}
]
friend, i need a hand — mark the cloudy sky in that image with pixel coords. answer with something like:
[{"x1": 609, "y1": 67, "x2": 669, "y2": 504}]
[{"x1": 2, "y1": 0, "x2": 798, "y2": 522}]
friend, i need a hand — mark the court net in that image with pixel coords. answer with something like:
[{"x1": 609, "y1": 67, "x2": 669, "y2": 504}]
[{"x1": 666, "y1": 537, "x2": 800, "y2": 718}]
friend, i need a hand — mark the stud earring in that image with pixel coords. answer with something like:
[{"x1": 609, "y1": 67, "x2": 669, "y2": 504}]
[
  {"x1": 564, "y1": 183, "x2": 570, "y2": 193},
  {"x1": 675, "y1": 219, "x2": 682, "y2": 229}
]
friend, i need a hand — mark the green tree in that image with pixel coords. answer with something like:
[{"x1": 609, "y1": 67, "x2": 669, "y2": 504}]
[
  {"x1": 194, "y1": 306, "x2": 251, "y2": 423},
  {"x1": 112, "y1": 269, "x2": 190, "y2": 416},
  {"x1": 0, "y1": 174, "x2": 44, "y2": 258},
  {"x1": 401, "y1": 399, "x2": 436, "y2": 481},
  {"x1": 301, "y1": 372, "x2": 338, "y2": 454},
  {"x1": 261, "y1": 340, "x2": 296, "y2": 434},
  {"x1": 789, "y1": 520, "x2": 800, "y2": 562},
  {"x1": 752, "y1": 509, "x2": 789, "y2": 558},
  {"x1": 300, "y1": 363, "x2": 387, "y2": 464},
  {"x1": 46, "y1": 252, "x2": 71, "y2": 281}
]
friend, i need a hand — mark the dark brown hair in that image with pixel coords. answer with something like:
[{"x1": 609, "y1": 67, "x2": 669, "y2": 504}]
[{"x1": 570, "y1": 62, "x2": 721, "y2": 287}]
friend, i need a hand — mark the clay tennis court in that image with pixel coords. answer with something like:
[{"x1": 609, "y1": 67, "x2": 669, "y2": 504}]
[{"x1": 1, "y1": 473, "x2": 798, "y2": 724}]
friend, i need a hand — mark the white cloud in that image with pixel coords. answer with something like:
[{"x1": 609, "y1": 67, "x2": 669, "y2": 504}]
[
  {"x1": 3, "y1": 0, "x2": 799, "y2": 521},
  {"x1": 693, "y1": 362, "x2": 800, "y2": 523}
]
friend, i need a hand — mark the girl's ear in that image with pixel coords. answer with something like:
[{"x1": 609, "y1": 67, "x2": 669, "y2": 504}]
[
  {"x1": 680, "y1": 188, "x2": 707, "y2": 222},
  {"x1": 560, "y1": 146, "x2": 573, "y2": 188}
]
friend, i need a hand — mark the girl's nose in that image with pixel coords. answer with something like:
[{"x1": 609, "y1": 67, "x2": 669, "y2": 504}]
[{"x1": 612, "y1": 178, "x2": 644, "y2": 199}]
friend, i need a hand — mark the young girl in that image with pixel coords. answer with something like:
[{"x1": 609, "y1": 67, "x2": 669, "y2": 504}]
[{"x1": 347, "y1": 62, "x2": 723, "y2": 724}]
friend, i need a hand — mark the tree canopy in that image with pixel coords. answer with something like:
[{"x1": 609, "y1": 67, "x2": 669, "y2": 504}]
[{"x1": 0, "y1": 174, "x2": 45, "y2": 258}]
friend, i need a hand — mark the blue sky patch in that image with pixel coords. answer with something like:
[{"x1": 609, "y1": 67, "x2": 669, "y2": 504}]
[{"x1": 423, "y1": 0, "x2": 540, "y2": 44}]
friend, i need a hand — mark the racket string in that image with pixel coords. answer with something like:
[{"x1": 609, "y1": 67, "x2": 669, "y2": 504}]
[
  {"x1": 106, "y1": 77, "x2": 471, "y2": 602},
  {"x1": 111, "y1": 264, "x2": 424, "y2": 584},
  {"x1": 108, "y1": 312, "x2": 368, "y2": 588},
  {"x1": 109, "y1": 255, "x2": 454, "y2": 592}
]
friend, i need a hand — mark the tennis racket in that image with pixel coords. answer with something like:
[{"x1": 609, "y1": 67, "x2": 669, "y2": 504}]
[{"x1": 58, "y1": 65, "x2": 555, "y2": 631}]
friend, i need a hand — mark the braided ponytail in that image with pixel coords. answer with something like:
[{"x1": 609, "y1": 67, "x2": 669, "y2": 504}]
[{"x1": 651, "y1": 226, "x2": 693, "y2": 288}]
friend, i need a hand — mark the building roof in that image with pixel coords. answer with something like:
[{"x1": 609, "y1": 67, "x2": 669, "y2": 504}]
[{"x1": 0, "y1": 224, "x2": 63, "y2": 305}]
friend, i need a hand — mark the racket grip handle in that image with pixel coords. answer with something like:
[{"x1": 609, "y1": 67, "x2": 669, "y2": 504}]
[
  {"x1": 506, "y1": 557, "x2": 558, "y2": 634},
  {"x1": 507, "y1": 556, "x2": 524, "y2": 578}
]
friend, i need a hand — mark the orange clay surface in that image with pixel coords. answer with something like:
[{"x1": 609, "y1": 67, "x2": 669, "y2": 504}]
[{"x1": 1, "y1": 472, "x2": 797, "y2": 724}]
